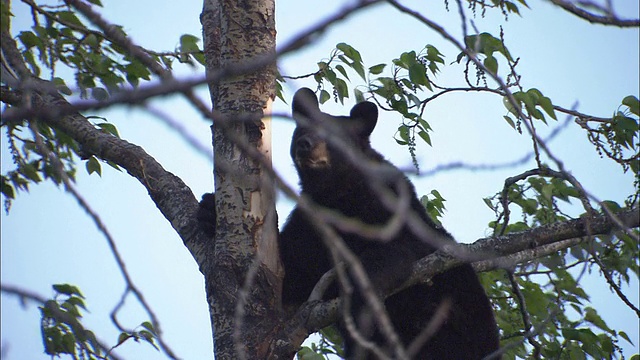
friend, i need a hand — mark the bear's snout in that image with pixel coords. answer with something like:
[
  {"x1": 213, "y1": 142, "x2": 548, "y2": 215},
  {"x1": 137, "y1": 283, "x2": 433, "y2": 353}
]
[{"x1": 294, "y1": 134, "x2": 329, "y2": 169}]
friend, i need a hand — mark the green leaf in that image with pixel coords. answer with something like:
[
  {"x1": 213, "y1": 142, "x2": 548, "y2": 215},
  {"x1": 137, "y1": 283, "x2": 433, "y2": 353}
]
[
  {"x1": 179, "y1": 34, "x2": 201, "y2": 52},
  {"x1": 52, "y1": 284, "x2": 83, "y2": 297},
  {"x1": 52, "y1": 77, "x2": 73, "y2": 96},
  {"x1": 1, "y1": 176, "x2": 16, "y2": 199},
  {"x1": 504, "y1": 1, "x2": 521, "y2": 14},
  {"x1": 417, "y1": 130, "x2": 431, "y2": 146},
  {"x1": 483, "y1": 198, "x2": 495, "y2": 210},
  {"x1": 96, "y1": 123, "x2": 120, "y2": 138},
  {"x1": 369, "y1": 63, "x2": 386, "y2": 75},
  {"x1": 336, "y1": 43, "x2": 362, "y2": 63},
  {"x1": 86, "y1": 156, "x2": 102, "y2": 176},
  {"x1": 562, "y1": 328, "x2": 581, "y2": 341},
  {"x1": 396, "y1": 125, "x2": 409, "y2": 145},
  {"x1": 484, "y1": 55, "x2": 498, "y2": 74},
  {"x1": 622, "y1": 95, "x2": 639, "y2": 116},
  {"x1": 584, "y1": 307, "x2": 613, "y2": 333},
  {"x1": 125, "y1": 61, "x2": 152, "y2": 81},
  {"x1": 66, "y1": 296, "x2": 87, "y2": 310},
  {"x1": 91, "y1": 87, "x2": 109, "y2": 101},
  {"x1": 335, "y1": 64, "x2": 349, "y2": 80},
  {"x1": 390, "y1": 98, "x2": 408, "y2": 115},
  {"x1": 191, "y1": 52, "x2": 206, "y2": 66},
  {"x1": 503, "y1": 96, "x2": 520, "y2": 117},
  {"x1": 425, "y1": 45, "x2": 444, "y2": 64},
  {"x1": 141, "y1": 321, "x2": 156, "y2": 335},
  {"x1": 408, "y1": 62, "x2": 429, "y2": 87},
  {"x1": 398, "y1": 51, "x2": 417, "y2": 70},
  {"x1": 18, "y1": 31, "x2": 41, "y2": 49},
  {"x1": 630, "y1": 158, "x2": 639, "y2": 174},
  {"x1": 139, "y1": 330, "x2": 154, "y2": 341},
  {"x1": 353, "y1": 88, "x2": 364, "y2": 103},
  {"x1": 297, "y1": 346, "x2": 325, "y2": 360},
  {"x1": 334, "y1": 78, "x2": 348, "y2": 104},
  {"x1": 324, "y1": 68, "x2": 337, "y2": 84},
  {"x1": 503, "y1": 115, "x2": 516, "y2": 129},
  {"x1": 61, "y1": 301, "x2": 82, "y2": 318},
  {"x1": 515, "y1": 91, "x2": 534, "y2": 114},
  {"x1": 351, "y1": 60, "x2": 366, "y2": 80},
  {"x1": 319, "y1": 325, "x2": 343, "y2": 346},
  {"x1": 600, "y1": 200, "x2": 621, "y2": 212},
  {"x1": 417, "y1": 117, "x2": 431, "y2": 131},
  {"x1": 117, "y1": 332, "x2": 130, "y2": 345},
  {"x1": 541, "y1": 183, "x2": 554, "y2": 200},
  {"x1": 538, "y1": 95, "x2": 557, "y2": 120},
  {"x1": 61, "y1": 333, "x2": 76, "y2": 354},
  {"x1": 57, "y1": 11, "x2": 86, "y2": 29},
  {"x1": 464, "y1": 32, "x2": 512, "y2": 60},
  {"x1": 521, "y1": 198, "x2": 538, "y2": 214},
  {"x1": 615, "y1": 115, "x2": 638, "y2": 131},
  {"x1": 430, "y1": 189, "x2": 445, "y2": 202},
  {"x1": 618, "y1": 331, "x2": 633, "y2": 345},
  {"x1": 22, "y1": 162, "x2": 42, "y2": 182},
  {"x1": 319, "y1": 90, "x2": 331, "y2": 104}
]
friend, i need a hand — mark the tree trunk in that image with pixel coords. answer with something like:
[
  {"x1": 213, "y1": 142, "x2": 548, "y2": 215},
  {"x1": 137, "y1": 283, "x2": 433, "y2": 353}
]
[{"x1": 200, "y1": 0, "x2": 281, "y2": 358}]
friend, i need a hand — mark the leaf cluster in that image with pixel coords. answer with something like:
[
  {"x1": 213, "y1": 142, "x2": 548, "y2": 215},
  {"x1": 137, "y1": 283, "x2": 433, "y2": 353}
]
[
  {"x1": 2, "y1": 1, "x2": 205, "y2": 211},
  {"x1": 420, "y1": 189, "x2": 447, "y2": 227},
  {"x1": 483, "y1": 266, "x2": 634, "y2": 360},
  {"x1": 457, "y1": 32, "x2": 512, "y2": 75},
  {"x1": 584, "y1": 96, "x2": 640, "y2": 178},
  {"x1": 293, "y1": 43, "x2": 447, "y2": 170},
  {"x1": 503, "y1": 88, "x2": 557, "y2": 131},
  {"x1": 17, "y1": 4, "x2": 146, "y2": 99},
  {"x1": 480, "y1": 173, "x2": 638, "y2": 358},
  {"x1": 1, "y1": 117, "x2": 121, "y2": 212},
  {"x1": 307, "y1": 42, "x2": 366, "y2": 105},
  {"x1": 39, "y1": 284, "x2": 160, "y2": 360},
  {"x1": 2, "y1": 120, "x2": 77, "y2": 210},
  {"x1": 464, "y1": 0, "x2": 529, "y2": 18},
  {"x1": 39, "y1": 284, "x2": 107, "y2": 359}
]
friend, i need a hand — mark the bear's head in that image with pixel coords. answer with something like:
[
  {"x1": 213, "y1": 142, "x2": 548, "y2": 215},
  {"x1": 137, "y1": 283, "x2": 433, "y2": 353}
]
[{"x1": 290, "y1": 88, "x2": 380, "y2": 194}]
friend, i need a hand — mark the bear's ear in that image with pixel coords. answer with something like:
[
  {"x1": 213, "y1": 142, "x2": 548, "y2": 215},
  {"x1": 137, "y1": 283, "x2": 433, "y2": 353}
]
[
  {"x1": 350, "y1": 101, "x2": 378, "y2": 137},
  {"x1": 292, "y1": 88, "x2": 320, "y2": 117}
]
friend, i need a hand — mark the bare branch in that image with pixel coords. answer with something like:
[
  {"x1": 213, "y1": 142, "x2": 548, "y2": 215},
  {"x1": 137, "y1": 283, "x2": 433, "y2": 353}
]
[
  {"x1": 507, "y1": 272, "x2": 542, "y2": 359},
  {"x1": 410, "y1": 207, "x2": 639, "y2": 287},
  {"x1": 589, "y1": 249, "x2": 640, "y2": 317},
  {"x1": 549, "y1": 0, "x2": 640, "y2": 27}
]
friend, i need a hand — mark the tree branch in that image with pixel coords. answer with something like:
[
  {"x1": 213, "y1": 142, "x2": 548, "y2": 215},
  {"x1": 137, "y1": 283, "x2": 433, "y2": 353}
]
[
  {"x1": 413, "y1": 207, "x2": 639, "y2": 283},
  {"x1": 549, "y1": 0, "x2": 640, "y2": 27}
]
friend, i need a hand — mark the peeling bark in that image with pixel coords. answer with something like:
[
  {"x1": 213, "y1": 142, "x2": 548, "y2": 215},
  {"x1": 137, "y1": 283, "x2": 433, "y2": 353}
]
[{"x1": 201, "y1": 0, "x2": 280, "y2": 358}]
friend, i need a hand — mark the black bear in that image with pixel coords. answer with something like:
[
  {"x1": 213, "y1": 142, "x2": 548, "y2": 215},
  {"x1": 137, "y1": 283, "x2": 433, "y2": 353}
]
[{"x1": 199, "y1": 88, "x2": 500, "y2": 359}]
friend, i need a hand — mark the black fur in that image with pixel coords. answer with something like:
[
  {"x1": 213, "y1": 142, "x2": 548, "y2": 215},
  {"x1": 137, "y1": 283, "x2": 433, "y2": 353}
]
[{"x1": 199, "y1": 88, "x2": 500, "y2": 359}]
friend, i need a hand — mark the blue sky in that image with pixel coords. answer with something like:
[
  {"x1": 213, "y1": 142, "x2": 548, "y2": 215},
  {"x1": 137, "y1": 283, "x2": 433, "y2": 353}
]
[{"x1": 1, "y1": 0, "x2": 638, "y2": 359}]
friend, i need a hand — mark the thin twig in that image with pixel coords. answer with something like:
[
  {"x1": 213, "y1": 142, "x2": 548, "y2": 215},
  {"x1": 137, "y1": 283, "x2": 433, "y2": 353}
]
[
  {"x1": 549, "y1": 0, "x2": 640, "y2": 27},
  {"x1": 26, "y1": 120, "x2": 178, "y2": 359}
]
